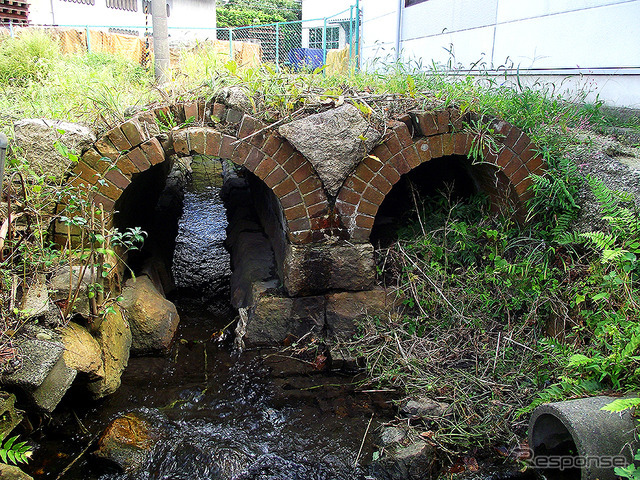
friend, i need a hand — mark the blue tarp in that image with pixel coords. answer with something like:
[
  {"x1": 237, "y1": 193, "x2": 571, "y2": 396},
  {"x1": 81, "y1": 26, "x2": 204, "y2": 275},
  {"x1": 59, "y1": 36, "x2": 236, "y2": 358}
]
[{"x1": 287, "y1": 48, "x2": 324, "y2": 71}]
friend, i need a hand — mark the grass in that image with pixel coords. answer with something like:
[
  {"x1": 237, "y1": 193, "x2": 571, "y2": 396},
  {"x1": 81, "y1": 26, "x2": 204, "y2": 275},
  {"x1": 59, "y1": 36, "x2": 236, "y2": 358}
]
[{"x1": 0, "y1": 27, "x2": 638, "y2": 472}]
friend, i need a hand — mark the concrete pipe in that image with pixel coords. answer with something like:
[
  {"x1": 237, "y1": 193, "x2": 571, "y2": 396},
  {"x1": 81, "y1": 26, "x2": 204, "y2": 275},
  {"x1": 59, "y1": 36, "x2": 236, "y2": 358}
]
[{"x1": 528, "y1": 396, "x2": 638, "y2": 480}]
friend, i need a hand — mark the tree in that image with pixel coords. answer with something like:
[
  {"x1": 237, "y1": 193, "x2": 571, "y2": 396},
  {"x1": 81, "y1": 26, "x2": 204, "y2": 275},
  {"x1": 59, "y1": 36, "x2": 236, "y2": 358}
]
[{"x1": 216, "y1": 0, "x2": 301, "y2": 27}]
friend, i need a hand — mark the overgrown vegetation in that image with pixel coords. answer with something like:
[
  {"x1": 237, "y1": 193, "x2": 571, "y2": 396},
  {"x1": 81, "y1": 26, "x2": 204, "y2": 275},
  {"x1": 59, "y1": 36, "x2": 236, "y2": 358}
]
[
  {"x1": 216, "y1": 0, "x2": 301, "y2": 28},
  {"x1": 0, "y1": 26, "x2": 639, "y2": 475}
]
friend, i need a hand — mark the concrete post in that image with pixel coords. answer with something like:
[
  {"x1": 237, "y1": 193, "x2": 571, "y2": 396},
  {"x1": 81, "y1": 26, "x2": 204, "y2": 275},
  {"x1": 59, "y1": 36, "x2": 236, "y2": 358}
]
[
  {"x1": 151, "y1": 0, "x2": 170, "y2": 84},
  {"x1": 0, "y1": 133, "x2": 7, "y2": 199}
]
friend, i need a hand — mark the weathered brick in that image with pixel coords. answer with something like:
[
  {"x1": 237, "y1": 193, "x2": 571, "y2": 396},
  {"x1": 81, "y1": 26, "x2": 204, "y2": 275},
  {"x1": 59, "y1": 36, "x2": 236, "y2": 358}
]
[
  {"x1": 283, "y1": 152, "x2": 305, "y2": 175},
  {"x1": 510, "y1": 165, "x2": 530, "y2": 186},
  {"x1": 238, "y1": 115, "x2": 264, "y2": 139},
  {"x1": 82, "y1": 148, "x2": 109, "y2": 173},
  {"x1": 496, "y1": 147, "x2": 515, "y2": 168},
  {"x1": 188, "y1": 128, "x2": 207, "y2": 154},
  {"x1": 371, "y1": 144, "x2": 392, "y2": 162},
  {"x1": 336, "y1": 199, "x2": 356, "y2": 217},
  {"x1": 106, "y1": 126, "x2": 132, "y2": 152},
  {"x1": 453, "y1": 133, "x2": 470, "y2": 155},
  {"x1": 441, "y1": 133, "x2": 454, "y2": 156},
  {"x1": 126, "y1": 147, "x2": 151, "y2": 172},
  {"x1": 307, "y1": 202, "x2": 328, "y2": 218},
  {"x1": 292, "y1": 162, "x2": 314, "y2": 183},
  {"x1": 95, "y1": 136, "x2": 120, "y2": 161},
  {"x1": 449, "y1": 107, "x2": 464, "y2": 131},
  {"x1": 253, "y1": 155, "x2": 278, "y2": 179},
  {"x1": 273, "y1": 141, "x2": 295, "y2": 165},
  {"x1": 370, "y1": 173, "x2": 393, "y2": 195},
  {"x1": 514, "y1": 177, "x2": 533, "y2": 196},
  {"x1": 337, "y1": 187, "x2": 361, "y2": 205},
  {"x1": 512, "y1": 134, "x2": 531, "y2": 155},
  {"x1": 502, "y1": 156, "x2": 522, "y2": 178},
  {"x1": 491, "y1": 118, "x2": 512, "y2": 137},
  {"x1": 503, "y1": 125, "x2": 521, "y2": 147},
  {"x1": 363, "y1": 154, "x2": 384, "y2": 172},
  {"x1": 354, "y1": 163, "x2": 375, "y2": 183},
  {"x1": 414, "y1": 111, "x2": 438, "y2": 136},
  {"x1": 264, "y1": 166, "x2": 287, "y2": 187},
  {"x1": 520, "y1": 144, "x2": 538, "y2": 163},
  {"x1": 303, "y1": 188, "x2": 326, "y2": 207},
  {"x1": 243, "y1": 147, "x2": 265, "y2": 171},
  {"x1": 262, "y1": 135, "x2": 282, "y2": 157},
  {"x1": 362, "y1": 185, "x2": 384, "y2": 205},
  {"x1": 358, "y1": 200, "x2": 378, "y2": 217},
  {"x1": 205, "y1": 130, "x2": 222, "y2": 156},
  {"x1": 114, "y1": 155, "x2": 138, "y2": 177},
  {"x1": 436, "y1": 110, "x2": 450, "y2": 133},
  {"x1": 380, "y1": 164, "x2": 401, "y2": 185},
  {"x1": 137, "y1": 111, "x2": 161, "y2": 138},
  {"x1": 394, "y1": 122, "x2": 413, "y2": 147},
  {"x1": 299, "y1": 176, "x2": 322, "y2": 194},
  {"x1": 172, "y1": 130, "x2": 189, "y2": 155},
  {"x1": 351, "y1": 226, "x2": 370, "y2": 243},
  {"x1": 184, "y1": 102, "x2": 199, "y2": 122},
  {"x1": 389, "y1": 152, "x2": 411, "y2": 175},
  {"x1": 384, "y1": 132, "x2": 402, "y2": 155},
  {"x1": 284, "y1": 203, "x2": 307, "y2": 221},
  {"x1": 92, "y1": 193, "x2": 115, "y2": 210},
  {"x1": 105, "y1": 168, "x2": 131, "y2": 189},
  {"x1": 280, "y1": 190, "x2": 304, "y2": 209},
  {"x1": 414, "y1": 139, "x2": 431, "y2": 164},
  {"x1": 140, "y1": 137, "x2": 165, "y2": 166},
  {"x1": 344, "y1": 175, "x2": 367, "y2": 192},
  {"x1": 288, "y1": 217, "x2": 311, "y2": 232},
  {"x1": 355, "y1": 214, "x2": 375, "y2": 229},
  {"x1": 97, "y1": 179, "x2": 122, "y2": 201},
  {"x1": 219, "y1": 135, "x2": 236, "y2": 159},
  {"x1": 120, "y1": 118, "x2": 147, "y2": 147},
  {"x1": 198, "y1": 99, "x2": 206, "y2": 121},
  {"x1": 76, "y1": 162, "x2": 99, "y2": 184},
  {"x1": 211, "y1": 103, "x2": 226, "y2": 123},
  {"x1": 428, "y1": 135, "x2": 443, "y2": 158},
  {"x1": 526, "y1": 155, "x2": 544, "y2": 174},
  {"x1": 231, "y1": 140, "x2": 252, "y2": 164},
  {"x1": 273, "y1": 177, "x2": 296, "y2": 197}
]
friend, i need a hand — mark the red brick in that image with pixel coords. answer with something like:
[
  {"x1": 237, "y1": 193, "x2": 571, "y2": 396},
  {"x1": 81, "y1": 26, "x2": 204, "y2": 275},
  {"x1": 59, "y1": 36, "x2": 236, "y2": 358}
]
[
  {"x1": 441, "y1": 133, "x2": 454, "y2": 156},
  {"x1": 238, "y1": 115, "x2": 264, "y2": 139},
  {"x1": 76, "y1": 162, "x2": 99, "y2": 184},
  {"x1": 453, "y1": 133, "x2": 470, "y2": 155},
  {"x1": 354, "y1": 164, "x2": 375, "y2": 183},
  {"x1": 336, "y1": 199, "x2": 356, "y2": 216},
  {"x1": 243, "y1": 147, "x2": 264, "y2": 171},
  {"x1": 250, "y1": 130, "x2": 267, "y2": 149},
  {"x1": 264, "y1": 166, "x2": 287, "y2": 188},
  {"x1": 351, "y1": 226, "x2": 370, "y2": 243},
  {"x1": 172, "y1": 130, "x2": 189, "y2": 155},
  {"x1": 262, "y1": 135, "x2": 282, "y2": 157},
  {"x1": 502, "y1": 156, "x2": 523, "y2": 178},
  {"x1": 115, "y1": 155, "x2": 138, "y2": 176},
  {"x1": 449, "y1": 108, "x2": 464, "y2": 131},
  {"x1": 344, "y1": 175, "x2": 367, "y2": 192},
  {"x1": 284, "y1": 203, "x2": 307, "y2": 221},
  {"x1": 428, "y1": 135, "x2": 443, "y2": 158},
  {"x1": 253, "y1": 156, "x2": 278, "y2": 179},
  {"x1": 289, "y1": 217, "x2": 311, "y2": 232},
  {"x1": 513, "y1": 134, "x2": 531, "y2": 155},
  {"x1": 337, "y1": 187, "x2": 361, "y2": 205},
  {"x1": 384, "y1": 132, "x2": 402, "y2": 155},
  {"x1": 231, "y1": 141, "x2": 252, "y2": 164},
  {"x1": 526, "y1": 155, "x2": 544, "y2": 173},
  {"x1": 491, "y1": 118, "x2": 512, "y2": 137},
  {"x1": 307, "y1": 202, "x2": 328, "y2": 218},
  {"x1": 92, "y1": 193, "x2": 115, "y2": 210},
  {"x1": 510, "y1": 165, "x2": 530, "y2": 186},
  {"x1": 504, "y1": 125, "x2": 521, "y2": 146},
  {"x1": 370, "y1": 173, "x2": 393, "y2": 195},
  {"x1": 183, "y1": 102, "x2": 199, "y2": 122},
  {"x1": 299, "y1": 176, "x2": 322, "y2": 194},
  {"x1": 273, "y1": 142, "x2": 295, "y2": 166},
  {"x1": 120, "y1": 119, "x2": 147, "y2": 146},
  {"x1": 198, "y1": 99, "x2": 205, "y2": 121},
  {"x1": 436, "y1": 110, "x2": 450, "y2": 133},
  {"x1": 95, "y1": 136, "x2": 120, "y2": 161},
  {"x1": 363, "y1": 154, "x2": 384, "y2": 172},
  {"x1": 273, "y1": 177, "x2": 296, "y2": 197},
  {"x1": 520, "y1": 144, "x2": 538, "y2": 163},
  {"x1": 496, "y1": 147, "x2": 515, "y2": 168},
  {"x1": 283, "y1": 152, "x2": 305, "y2": 175},
  {"x1": 125, "y1": 147, "x2": 150, "y2": 172},
  {"x1": 105, "y1": 168, "x2": 131, "y2": 189},
  {"x1": 188, "y1": 128, "x2": 206, "y2": 153},
  {"x1": 371, "y1": 144, "x2": 392, "y2": 162},
  {"x1": 396, "y1": 113, "x2": 414, "y2": 135},
  {"x1": 394, "y1": 122, "x2": 413, "y2": 147},
  {"x1": 292, "y1": 162, "x2": 314, "y2": 183},
  {"x1": 281, "y1": 190, "x2": 303, "y2": 209},
  {"x1": 514, "y1": 177, "x2": 533, "y2": 196},
  {"x1": 414, "y1": 139, "x2": 432, "y2": 164},
  {"x1": 415, "y1": 112, "x2": 438, "y2": 136},
  {"x1": 140, "y1": 137, "x2": 165, "y2": 166},
  {"x1": 205, "y1": 130, "x2": 222, "y2": 156},
  {"x1": 380, "y1": 164, "x2": 401, "y2": 185},
  {"x1": 82, "y1": 148, "x2": 109, "y2": 173},
  {"x1": 358, "y1": 200, "x2": 378, "y2": 216},
  {"x1": 219, "y1": 135, "x2": 235, "y2": 159},
  {"x1": 211, "y1": 103, "x2": 226, "y2": 123},
  {"x1": 390, "y1": 152, "x2": 411, "y2": 175},
  {"x1": 97, "y1": 179, "x2": 122, "y2": 201},
  {"x1": 137, "y1": 111, "x2": 160, "y2": 137},
  {"x1": 362, "y1": 186, "x2": 384, "y2": 205},
  {"x1": 303, "y1": 188, "x2": 326, "y2": 207},
  {"x1": 106, "y1": 126, "x2": 132, "y2": 151},
  {"x1": 355, "y1": 214, "x2": 375, "y2": 229}
]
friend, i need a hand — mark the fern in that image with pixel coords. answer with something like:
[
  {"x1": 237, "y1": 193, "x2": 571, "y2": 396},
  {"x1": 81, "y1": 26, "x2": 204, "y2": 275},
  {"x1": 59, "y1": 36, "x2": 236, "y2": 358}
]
[
  {"x1": 516, "y1": 378, "x2": 602, "y2": 417},
  {"x1": 601, "y1": 397, "x2": 640, "y2": 413},
  {"x1": 0, "y1": 436, "x2": 32, "y2": 465}
]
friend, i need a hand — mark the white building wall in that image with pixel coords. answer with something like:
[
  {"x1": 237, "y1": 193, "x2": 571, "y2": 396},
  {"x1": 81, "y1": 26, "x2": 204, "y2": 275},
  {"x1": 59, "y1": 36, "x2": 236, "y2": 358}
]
[{"x1": 301, "y1": 0, "x2": 354, "y2": 49}]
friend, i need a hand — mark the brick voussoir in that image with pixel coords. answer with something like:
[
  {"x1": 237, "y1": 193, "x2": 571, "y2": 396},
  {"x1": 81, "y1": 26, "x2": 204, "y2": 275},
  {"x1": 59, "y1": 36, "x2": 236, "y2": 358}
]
[
  {"x1": 140, "y1": 137, "x2": 165, "y2": 166},
  {"x1": 106, "y1": 126, "x2": 132, "y2": 152},
  {"x1": 120, "y1": 118, "x2": 148, "y2": 147},
  {"x1": 205, "y1": 130, "x2": 223, "y2": 157}
]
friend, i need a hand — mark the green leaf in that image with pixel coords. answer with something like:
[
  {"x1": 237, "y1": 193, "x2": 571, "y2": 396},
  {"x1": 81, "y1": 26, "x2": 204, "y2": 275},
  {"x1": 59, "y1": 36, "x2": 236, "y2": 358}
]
[{"x1": 601, "y1": 397, "x2": 640, "y2": 413}]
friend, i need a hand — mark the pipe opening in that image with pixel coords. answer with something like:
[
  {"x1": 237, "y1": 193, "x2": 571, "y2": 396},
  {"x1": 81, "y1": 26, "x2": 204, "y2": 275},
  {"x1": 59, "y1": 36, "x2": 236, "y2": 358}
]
[{"x1": 531, "y1": 413, "x2": 581, "y2": 480}]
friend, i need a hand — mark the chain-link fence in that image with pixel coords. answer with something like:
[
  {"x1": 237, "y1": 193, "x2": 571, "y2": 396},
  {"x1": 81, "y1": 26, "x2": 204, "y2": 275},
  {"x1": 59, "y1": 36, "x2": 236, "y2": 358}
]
[{"x1": 0, "y1": 4, "x2": 360, "y2": 74}]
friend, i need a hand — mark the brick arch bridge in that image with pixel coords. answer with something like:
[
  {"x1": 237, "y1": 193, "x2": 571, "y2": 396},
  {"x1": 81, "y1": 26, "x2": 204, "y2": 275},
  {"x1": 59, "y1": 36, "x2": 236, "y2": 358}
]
[{"x1": 66, "y1": 99, "x2": 544, "y2": 296}]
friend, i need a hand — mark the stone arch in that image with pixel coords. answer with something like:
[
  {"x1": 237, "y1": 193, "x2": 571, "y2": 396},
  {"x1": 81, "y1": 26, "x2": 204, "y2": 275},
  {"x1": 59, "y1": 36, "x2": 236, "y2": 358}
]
[
  {"x1": 335, "y1": 108, "x2": 545, "y2": 242},
  {"x1": 66, "y1": 100, "x2": 330, "y2": 245}
]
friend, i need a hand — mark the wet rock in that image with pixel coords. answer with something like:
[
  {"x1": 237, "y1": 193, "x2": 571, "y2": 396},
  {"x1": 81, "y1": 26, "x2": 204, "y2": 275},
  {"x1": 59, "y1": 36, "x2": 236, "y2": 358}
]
[
  {"x1": 13, "y1": 118, "x2": 95, "y2": 181},
  {"x1": 213, "y1": 86, "x2": 252, "y2": 113},
  {"x1": 0, "y1": 464, "x2": 34, "y2": 480},
  {"x1": 120, "y1": 276, "x2": 180, "y2": 355},
  {"x1": 244, "y1": 292, "x2": 325, "y2": 347},
  {"x1": 87, "y1": 306, "x2": 132, "y2": 399},
  {"x1": 141, "y1": 256, "x2": 175, "y2": 297},
  {"x1": 371, "y1": 441, "x2": 436, "y2": 480},
  {"x1": 19, "y1": 279, "x2": 49, "y2": 319},
  {"x1": 379, "y1": 426, "x2": 407, "y2": 446},
  {"x1": 279, "y1": 104, "x2": 381, "y2": 196},
  {"x1": 329, "y1": 348, "x2": 363, "y2": 372},
  {"x1": 283, "y1": 241, "x2": 376, "y2": 296},
  {"x1": 0, "y1": 392, "x2": 24, "y2": 440},
  {"x1": 325, "y1": 288, "x2": 388, "y2": 341},
  {"x1": 400, "y1": 397, "x2": 450, "y2": 420},
  {"x1": 230, "y1": 232, "x2": 277, "y2": 308},
  {"x1": 0, "y1": 326, "x2": 76, "y2": 412},
  {"x1": 94, "y1": 413, "x2": 155, "y2": 473},
  {"x1": 60, "y1": 322, "x2": 104, "y2": 380}
]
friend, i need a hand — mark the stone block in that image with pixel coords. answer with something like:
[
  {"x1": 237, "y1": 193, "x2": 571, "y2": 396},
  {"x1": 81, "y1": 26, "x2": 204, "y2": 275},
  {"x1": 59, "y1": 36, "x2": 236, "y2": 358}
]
[
  {"x1": 61, "y1": 322, "x2": 105, "y2": 380},
  {"x1": 0, "y1": 392, "x2": 23, "y2": 441},
  {"x1": 325, "y1": 288, "x2": 388, "y2": 341},
  {"x1": 283, "y1": 241, "x2": 376, "y2": 296}
]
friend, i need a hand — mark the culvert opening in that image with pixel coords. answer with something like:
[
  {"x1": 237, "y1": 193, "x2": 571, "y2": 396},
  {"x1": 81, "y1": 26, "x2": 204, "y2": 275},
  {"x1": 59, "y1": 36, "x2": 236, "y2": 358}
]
[
  {"x1": 370, "y1": 155, "x2": 479, "y2": 248},
  {"x1": 530, "y1": 413, "x2": 581, "y2": 480}
]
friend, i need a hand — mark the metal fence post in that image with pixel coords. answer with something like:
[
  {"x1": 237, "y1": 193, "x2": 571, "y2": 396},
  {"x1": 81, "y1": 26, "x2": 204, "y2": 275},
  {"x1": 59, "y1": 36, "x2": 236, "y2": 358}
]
[
  {"x1": 349, "y1": 5, "x2": 353, "y2": 70},
  {"x1": 355, "y1": 0, "x2": 360, "y2": 71},
  {"x1": 322, "y1": 17, "x2": 327, "y2": 66},
  {"x1": 8, "y1": 22, "x2": 14, "y2": 38},
  {"x1": 0, "y1": 133, "x2": 7, "y2": 201},
  {"x1": 275, "y1": 22, "x2": 280, "y2": 71},
  {"x1": 228, "y1": 27, "x2": 233, "y2": 61},
  {"x1": 85, "y1": 25, "x2": 91, "y2": 53}
]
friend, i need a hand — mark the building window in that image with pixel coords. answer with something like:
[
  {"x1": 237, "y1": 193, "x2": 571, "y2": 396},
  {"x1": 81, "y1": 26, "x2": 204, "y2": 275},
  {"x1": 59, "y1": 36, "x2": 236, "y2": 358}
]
[
  {"x1": 61, "y1": 0, "x2": 95, "y2": 5},
  {"x1": 106, "y1": 0, "x2": 137, "y2": 12},
  {"x1": 309, "y1": 26, "x2": 339, "y2": 50},
  {"x1": 405, "y1": 0, "x2": 428, "y2": 6}
]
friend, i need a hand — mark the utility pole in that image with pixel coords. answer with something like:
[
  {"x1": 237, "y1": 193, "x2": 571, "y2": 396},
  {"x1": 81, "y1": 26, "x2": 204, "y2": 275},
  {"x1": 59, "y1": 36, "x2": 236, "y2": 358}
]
[{"x1": 151, "y1": 0, "x2": 170, "y2": 84}]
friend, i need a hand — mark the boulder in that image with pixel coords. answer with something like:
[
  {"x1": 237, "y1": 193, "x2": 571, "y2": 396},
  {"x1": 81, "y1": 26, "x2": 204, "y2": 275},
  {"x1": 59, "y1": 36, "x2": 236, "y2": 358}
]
[
  {"x1": 379, "y1": 426, "x2": 408, "y2": 446},
  {"x1": 400, "y1": 397, "x2": 450, "y2": 421},
  {"x1": 48, "y1": 265, "x2": 91, "y2": 316},
  {"x1": 371, "y1": 441, "x2": 436, "y2": 480},
  {"x1": 19, "y1": 278, "x2": 49, "y2": 319},
  {"x1": 279, "y1": 104, "x2": 381, "y2": 196},
  {"x1": 0, "y1": 464, "x2": 34, "y2": 480},
  {"x1": 283, "y1": 241, "x2": 376, "y2": 296},
  {"x1": 94, "y1": 413, "x2": 156, "y2": 473},
  {"x1": 213, "y1": 86, "x2": 252, "y2": 113},
  {"x1": 60, "y1": 322, "x2": 104, "y2": 380},
  {"x1": 0, "y1": 326, "x2": 76, "y2": 412},
  {"x1": 325, "y1": 288, "x2": 388, "y2": 341},
  {"x1": 0, "y1": 392, "x2": 24, "y2": 441},
  {"x1": 87, "y1": 307, "x2": 132, "y2": 399},
  {"x1": 13, "y1": 119, "x2": 95, "y2": 181},
  {"x1": 120, "y1": 276, "x2": 180, "y2": 355},
  {"x1": 244, "y1": 291, "x2": 325, "y2": 347}
]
